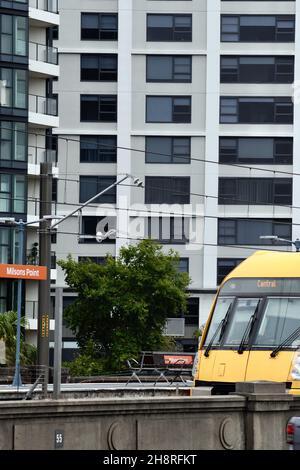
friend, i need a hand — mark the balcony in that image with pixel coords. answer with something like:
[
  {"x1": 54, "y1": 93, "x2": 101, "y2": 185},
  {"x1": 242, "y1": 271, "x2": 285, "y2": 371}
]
[
  {"x1": 29, "y1": 94, "x2": 59, "y2": 128},
  {"x1": 28, "y1": 146, "x2": 58, "y2": 176},
  {"x1": 26, "y1": 248, "x2": 57, "y2": 282},
  {"x1": 26, "y1": 300, "x2": 55, "y2": 331},
  {"x1": 29, "y1": 42, "x2": 59, "y2": 78},
  {"x1": 27, "y1": 198, "x2": 57, "y2": 224},
  {"x1": 26, "y1": 249, "x2": 56, "y2": 269},
  {"x1": 29, "y1": 0, "x2": 59, "y2": 27}
]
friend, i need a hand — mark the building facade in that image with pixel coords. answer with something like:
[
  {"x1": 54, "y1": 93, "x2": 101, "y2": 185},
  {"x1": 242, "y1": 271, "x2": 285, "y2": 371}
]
[
  {"x1": 0, "y1": 0, "x2": 59, "y2": 345},
  {"x1": 50, "y1": 0, "x2": 299, "y2": 352}
]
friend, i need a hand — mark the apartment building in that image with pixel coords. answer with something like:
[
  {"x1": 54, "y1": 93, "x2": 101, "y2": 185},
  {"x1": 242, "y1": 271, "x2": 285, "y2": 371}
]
[
  {"x1": 0, "y1": 0, "x2": 59, "y2": 343},
  {"x1": 52, "y1": 0, "x2": 299, "y2": 352}
]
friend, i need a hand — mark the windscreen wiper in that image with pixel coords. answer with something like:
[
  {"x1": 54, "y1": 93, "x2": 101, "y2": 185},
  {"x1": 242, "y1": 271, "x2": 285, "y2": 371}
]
[
  {"x1": 237, "y1": 301, "x2": 261, "y2": 355},
  {"x1": 270, "y1": 325, "x2": 300, "y2": 358},
  {"x1": 204, "y1": 304, "x2": 232, "y2": 357}
]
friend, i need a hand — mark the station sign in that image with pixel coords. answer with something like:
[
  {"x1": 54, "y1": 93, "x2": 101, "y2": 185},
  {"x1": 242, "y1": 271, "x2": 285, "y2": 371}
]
[{"x1": 0, "y1": 264, "x2": 47, "y2": 280}]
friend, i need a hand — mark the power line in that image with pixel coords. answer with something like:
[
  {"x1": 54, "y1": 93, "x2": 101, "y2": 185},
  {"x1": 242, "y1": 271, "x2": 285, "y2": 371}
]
[
  {"x1": 0, "y1": 125, "x2": 298, "y2": 179},
  {"x1": 50, "y1": 229, "x2": 295, "y2": 255}
]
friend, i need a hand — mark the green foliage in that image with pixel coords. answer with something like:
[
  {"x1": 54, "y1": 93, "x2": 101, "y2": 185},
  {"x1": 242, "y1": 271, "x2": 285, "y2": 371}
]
[
  {"x1": 59, "y1": 240, "x2": 190, "y2": 371},
  {"x1": 63, "y1": 340, "x2": 105, "y2": 377},
  {"x1": 0, "y1": 311, "x2": 37, "y2": 366}
]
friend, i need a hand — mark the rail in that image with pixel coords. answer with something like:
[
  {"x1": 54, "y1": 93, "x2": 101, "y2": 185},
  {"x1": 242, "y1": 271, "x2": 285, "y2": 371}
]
[
  {"x1": 29, "y1": 42, "x2": 58, "y2": 65},
  {"x1": 29, "y1": 94, "x2": 58, "y2": 116},
  {"x1": 29, "y1": 0, "x2": 58, "y2": 14}
]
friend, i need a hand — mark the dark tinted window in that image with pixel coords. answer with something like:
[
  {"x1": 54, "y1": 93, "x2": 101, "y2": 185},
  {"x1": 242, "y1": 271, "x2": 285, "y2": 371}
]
[
  {"x1": 145, "y1": 176, "x2": 190, "y2": 204},
  {"x1": 219, "y1": 137, "x2": 293, "y2": 164},
  {"x1": 81, "y1": 13, "x2": 118, "y2": 40},
  {"x1": 218, "y1": 178, "x2": 293, "y2": 205},
  {"x1": 147, "y1": 14, "x2": 192, "y2": 42}
]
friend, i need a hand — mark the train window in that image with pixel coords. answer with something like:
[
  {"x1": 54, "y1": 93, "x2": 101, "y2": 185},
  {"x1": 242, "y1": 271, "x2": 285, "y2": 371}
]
[
  {"x1": 222, "y1": 298, "x2": 261, "y2": 345},
  {"x1": 254, "y1": 297, "x2": 300, "y2": 348},
  {"x1": 204, "y1": 297, "x2": 234, "y2": 345}
]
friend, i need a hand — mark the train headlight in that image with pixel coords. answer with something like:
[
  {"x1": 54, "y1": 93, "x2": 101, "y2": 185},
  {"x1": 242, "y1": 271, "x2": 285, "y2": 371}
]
[{"x1": 291, "y1": 352, "x2": 300, "y2": 380}]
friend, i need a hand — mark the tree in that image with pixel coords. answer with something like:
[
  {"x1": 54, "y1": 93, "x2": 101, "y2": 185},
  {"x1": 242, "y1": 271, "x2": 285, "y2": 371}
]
[
  {"x1": 59, "y1": 240, "x2": 190, "y2": 370},
  {"x1": 0, "y1": 311, "x2": 37, "y2": 366}
]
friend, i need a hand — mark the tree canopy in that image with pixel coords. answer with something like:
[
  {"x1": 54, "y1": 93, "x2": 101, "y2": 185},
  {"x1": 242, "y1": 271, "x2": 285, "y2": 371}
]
[{"x1": 59, "y1": 240, "x2": 190, "y2": 370}]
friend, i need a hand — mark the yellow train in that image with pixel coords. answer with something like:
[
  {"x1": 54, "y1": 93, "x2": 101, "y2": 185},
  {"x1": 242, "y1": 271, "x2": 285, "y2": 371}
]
[{"x1": 194, "y1": 251, "x2": 300, "y2": 395}]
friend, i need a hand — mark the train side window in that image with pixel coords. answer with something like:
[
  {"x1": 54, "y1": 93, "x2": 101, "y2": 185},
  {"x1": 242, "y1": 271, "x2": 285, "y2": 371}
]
[{"x1": 254, "y1": 297, "x2": 300, "y2": 347}]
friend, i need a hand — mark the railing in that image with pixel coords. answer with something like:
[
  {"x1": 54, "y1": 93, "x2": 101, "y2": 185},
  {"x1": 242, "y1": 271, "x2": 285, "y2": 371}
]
[
  {"x1": 25, "y1": 300, "x2": 39, "y2": 319},
  {"x1": 29, "y1": 0, "x2": 58, "y2": 14},
  {"x1": 29, "y1": 94, "x2": 58, "y2": 116},
  {"x1": 26, "y1": 249, "x2": 56, "y2": 269},
  {"x1": 28, "y1": 146, "x2": 57, "y2": 165},
  {"x1": 29, "y1": 42, "x2": 58, "y2": 65}
]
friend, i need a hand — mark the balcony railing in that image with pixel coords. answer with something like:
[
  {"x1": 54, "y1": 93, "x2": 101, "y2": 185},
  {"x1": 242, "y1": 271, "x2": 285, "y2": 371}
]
[
  {"x1": 25, "y1": 300, "x2": 38, "y2": 319},
  {"x1": 26, "y1": 249, "x2": 57, "y2": 269},
  {"x1": 28, "y1": 146, "x2": 57, "y2": 165},
  {"x1": 29, "y1": 42, "x2": 58, "y2": 65},
  {"x1": 29, "y1": 0, "x2": 58, "y2": 14},
  {"x1": 29, "y1": 94, "x2": 58, "y2": 116}
]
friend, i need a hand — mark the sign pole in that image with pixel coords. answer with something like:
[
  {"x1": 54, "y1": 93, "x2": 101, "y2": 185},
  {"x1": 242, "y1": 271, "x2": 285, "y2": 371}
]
[{"x1": 12, "y1": 221, "x2": 24, "y2": 388}]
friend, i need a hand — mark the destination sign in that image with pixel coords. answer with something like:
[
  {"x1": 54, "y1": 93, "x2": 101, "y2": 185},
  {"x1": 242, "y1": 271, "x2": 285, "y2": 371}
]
[
  {"x1": 221, "y1": 278, "x2": 300, "y2": 295},
  {"x1": 0, "y1": 264, "x2": 47, "y2": 280}
]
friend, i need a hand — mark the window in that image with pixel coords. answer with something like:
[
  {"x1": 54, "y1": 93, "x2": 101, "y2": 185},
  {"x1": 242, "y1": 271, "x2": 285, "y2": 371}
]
[
  {"x1": 52, "y1": 26, "x2": 59, "y2": 40},
  {"x1": 81, "y1": 54, "x2": 117, "y2": 81},
  {"x1": 81, "y1": 13, "x2": 118, "y2": 40},
  {"x1": 80, "y1": 95, "x2": 117, "y2": 122},
  {"x1": 0, "y1": 173, "x2": 25, "y2": 214},
  {"x1": 219, "y1": 137, "x2": 293, "y2": 164},
  {"x1": 80, "y1": 216, "x2": 116, "y2": 244},
  {"x1": 220, "y1": 56, "x2": 294, "y2": 83},
  {"x1": 184, "y1": 298, "x2": 199, "y2": 326},
  {"x1": 80, "y1": 136, "x2": 117, "y2": 163},
  {"x1": 0, "y1": 121, "x2": 27, "y2": 164},
  {"x1": 0, "y1": 0, "x2": 28, "y2": 11},
  {"x1": 78, "y1": 256, "x2": 110, "y2": 265},
  {"x1": 217, "y1": 258, "x2": 244, "y2": 285},
  {"x1": 0, "y1": 15, "x2": 27, "y2": 59},
  {"x1": 0, "y1": 68, "x2": 27, "y2": 110},
  {"x1": 79, "y1": 176, "x2": 116, "y2": 204},
  {"x1": 221, "y1": 15, "x2": 295, "y2": 42},
  {"x1": 220, "y1": 97, "x2": 293, "y2": 124},
  {"x1": 146, "y1": 217, "x2": 189, "y2": 244},
  {"x1": 178, "y1": 258, "x2": 189, "y2": 273},
  {"x1": 146, "y1": 55, "x2": 192, "y2": 83},
  {"x1": 146, "y1": 137, "x2": 190, "y2": 163},
  {"x1": 0, "y1": 226, "x2": 17, "y2": 264},
  {"x1": 218, "y1": 219, "x2": 292, "y2": 245},
  {"x1": 146, "y1": 96, "x2": 191, "y2": 123},
  {"x1": 147, "y1": 14, "x2": 192, "y2": 42},
  {"x1": 253, "y1": 298, "x2": 300, "y2": 348},
  {"x1": 218, "y1": 178, "x2": 293, "y2": 205},
  {"x1": 145, "y1": 176, "x2": 190, "y2": 204}
]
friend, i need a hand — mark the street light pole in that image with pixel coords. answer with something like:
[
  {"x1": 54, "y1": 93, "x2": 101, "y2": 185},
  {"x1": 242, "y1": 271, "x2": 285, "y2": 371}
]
[{"x1": 49, "y1": 173, "x2": 143, "y2": 398}]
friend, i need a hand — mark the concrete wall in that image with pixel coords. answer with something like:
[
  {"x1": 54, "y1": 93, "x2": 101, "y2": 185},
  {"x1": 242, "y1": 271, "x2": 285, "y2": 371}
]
[{"x1": 0, "y1": 382, "x2": 299, "y2": 450}]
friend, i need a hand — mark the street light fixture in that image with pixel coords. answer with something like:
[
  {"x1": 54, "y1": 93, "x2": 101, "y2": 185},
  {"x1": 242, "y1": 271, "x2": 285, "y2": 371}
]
[
  {"x1": 0, "y1": 215, "x2": 62, "y2": 388},
  {"x1": 259, "y1": 235, "x2": 300, "y2": 252}
]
